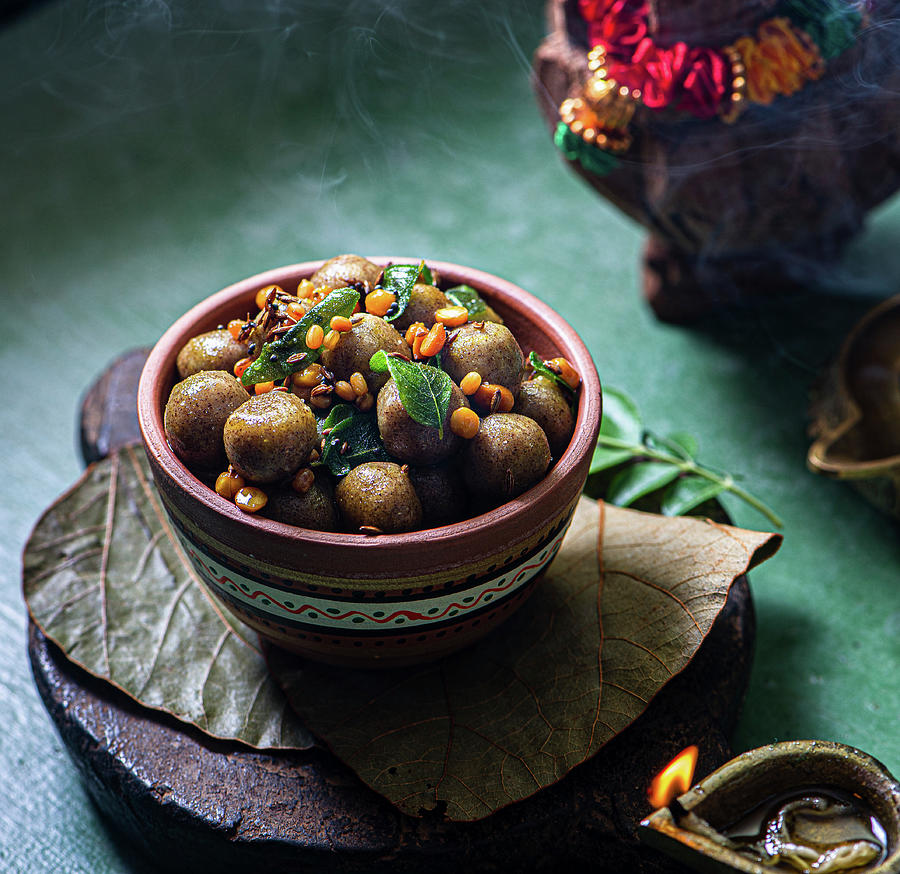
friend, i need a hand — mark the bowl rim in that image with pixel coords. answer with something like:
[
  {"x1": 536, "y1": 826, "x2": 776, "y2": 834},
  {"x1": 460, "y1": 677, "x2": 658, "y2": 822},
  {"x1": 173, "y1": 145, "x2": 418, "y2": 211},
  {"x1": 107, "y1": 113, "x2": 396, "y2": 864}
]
[{"x1": 137, "y1": 257, "x2": 602, "y2": 554}]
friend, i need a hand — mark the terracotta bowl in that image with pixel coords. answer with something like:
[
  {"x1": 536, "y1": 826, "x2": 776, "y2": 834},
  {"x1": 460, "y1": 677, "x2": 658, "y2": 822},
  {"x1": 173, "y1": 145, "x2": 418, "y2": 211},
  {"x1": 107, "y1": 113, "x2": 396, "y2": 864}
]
[{"x1": 137, "y1": 258, "x2": 602, "y2": 668}]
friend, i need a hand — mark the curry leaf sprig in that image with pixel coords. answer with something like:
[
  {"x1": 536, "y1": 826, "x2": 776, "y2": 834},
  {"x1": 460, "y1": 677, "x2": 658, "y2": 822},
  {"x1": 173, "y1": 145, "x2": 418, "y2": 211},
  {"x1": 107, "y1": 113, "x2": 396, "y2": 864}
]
[{"x1": 590, "y1": 387, "x2": 782, "y2": 527}]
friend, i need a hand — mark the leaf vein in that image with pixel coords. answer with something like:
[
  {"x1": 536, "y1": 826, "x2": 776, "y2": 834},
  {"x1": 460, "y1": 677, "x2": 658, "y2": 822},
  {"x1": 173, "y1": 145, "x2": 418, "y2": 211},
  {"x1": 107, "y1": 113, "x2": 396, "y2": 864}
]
[
  {"x1": 605, "y1": 569, "x2": 701, "y2": 632},
  {"x1": 124, "y1": 446, "x2": 262, "y2": 655}
]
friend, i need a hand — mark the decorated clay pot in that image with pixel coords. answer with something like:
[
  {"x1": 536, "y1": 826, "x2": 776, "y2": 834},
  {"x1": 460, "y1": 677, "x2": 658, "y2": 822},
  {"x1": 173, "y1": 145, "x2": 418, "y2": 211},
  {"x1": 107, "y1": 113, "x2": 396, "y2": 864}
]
[
  {"x1": 534, "y1": 0, "x2": 900, "y2": 321},
  {"x1": 138, "y1": 259, "x2": 602, "y2": 668}
]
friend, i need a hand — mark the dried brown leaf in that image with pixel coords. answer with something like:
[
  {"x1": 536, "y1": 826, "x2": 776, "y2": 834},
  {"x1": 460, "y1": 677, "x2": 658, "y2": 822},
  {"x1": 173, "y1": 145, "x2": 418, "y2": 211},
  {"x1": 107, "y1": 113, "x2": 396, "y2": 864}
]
[
  {"x1": 22, "y1": 446, "x2": 313, "y2": 750},
  {"x1": 267, "y1": 497, "x2": 780, "y2": 820}
]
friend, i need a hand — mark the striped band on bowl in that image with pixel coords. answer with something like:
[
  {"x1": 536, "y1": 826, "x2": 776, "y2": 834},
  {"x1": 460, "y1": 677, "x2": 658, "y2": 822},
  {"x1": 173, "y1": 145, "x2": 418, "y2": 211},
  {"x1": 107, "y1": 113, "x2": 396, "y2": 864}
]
[{"x1": 179, "y1": 524, "x2": 569, "y2": 634}]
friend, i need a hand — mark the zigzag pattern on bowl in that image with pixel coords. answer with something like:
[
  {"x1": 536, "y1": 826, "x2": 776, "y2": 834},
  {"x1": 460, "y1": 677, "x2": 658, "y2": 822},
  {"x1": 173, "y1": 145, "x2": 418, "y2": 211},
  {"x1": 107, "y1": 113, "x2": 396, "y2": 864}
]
[
  {"x1": 162, "y1": 490, "x2": 578, "y2": 596},
  {"x1": 181, "y1": 525, "x2": 567, "y2": 634}
]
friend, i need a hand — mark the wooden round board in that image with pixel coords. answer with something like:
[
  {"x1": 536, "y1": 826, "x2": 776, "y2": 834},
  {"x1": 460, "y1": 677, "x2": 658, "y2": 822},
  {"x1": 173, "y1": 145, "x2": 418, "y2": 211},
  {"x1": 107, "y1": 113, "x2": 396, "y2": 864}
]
[{"x1": 27, "y1": 349, "x2": 755, "y2": 873}]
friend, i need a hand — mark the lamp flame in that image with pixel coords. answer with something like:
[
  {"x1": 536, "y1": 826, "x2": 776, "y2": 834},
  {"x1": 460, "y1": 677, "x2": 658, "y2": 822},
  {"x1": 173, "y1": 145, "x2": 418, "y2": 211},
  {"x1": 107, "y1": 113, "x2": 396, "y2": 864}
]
[{"x1": 648, "y1": 745, "x2": 699, "y2": 809}]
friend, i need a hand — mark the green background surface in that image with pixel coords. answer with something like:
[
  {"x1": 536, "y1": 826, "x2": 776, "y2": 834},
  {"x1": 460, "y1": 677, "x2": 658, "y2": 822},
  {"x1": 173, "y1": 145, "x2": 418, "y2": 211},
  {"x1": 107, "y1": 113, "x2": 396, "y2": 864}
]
[{"x1": 2, "y1": 1, "x2": 898, "y2": 871}]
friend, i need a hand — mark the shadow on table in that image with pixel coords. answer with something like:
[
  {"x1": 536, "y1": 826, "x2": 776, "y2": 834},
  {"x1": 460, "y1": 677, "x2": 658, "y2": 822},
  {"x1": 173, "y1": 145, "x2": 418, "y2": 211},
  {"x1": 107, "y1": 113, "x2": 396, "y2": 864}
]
[{"x1": 740, "y1": 599, "x2": 822, "y2": 740}]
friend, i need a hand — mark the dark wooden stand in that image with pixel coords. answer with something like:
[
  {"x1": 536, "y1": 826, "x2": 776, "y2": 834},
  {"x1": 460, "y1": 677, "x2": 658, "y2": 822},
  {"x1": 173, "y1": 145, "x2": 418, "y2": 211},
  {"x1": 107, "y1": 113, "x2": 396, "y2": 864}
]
[{"x1": 27, "y1": 350, "x2": 756, "y2": 872}]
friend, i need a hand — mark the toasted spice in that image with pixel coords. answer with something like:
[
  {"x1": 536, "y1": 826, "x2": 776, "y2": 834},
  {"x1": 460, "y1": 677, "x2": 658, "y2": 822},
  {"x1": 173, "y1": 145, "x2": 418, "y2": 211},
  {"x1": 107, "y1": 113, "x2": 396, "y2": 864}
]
[
  {"x1": 292, "y1": 467, "x2": 315, "y2": 494},
  {"x1": 255, "y1": 284, "x2": 282, "y2": 311},
  {"x1": 359, "y1": 525, "x2": 383, "y2": 535}
]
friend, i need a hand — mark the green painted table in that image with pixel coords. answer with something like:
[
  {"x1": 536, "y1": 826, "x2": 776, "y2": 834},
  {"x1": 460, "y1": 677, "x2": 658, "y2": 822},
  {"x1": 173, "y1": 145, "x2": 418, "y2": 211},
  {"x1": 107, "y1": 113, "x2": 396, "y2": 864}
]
[{"x1": 2, "y1": 1, "x2": 898, "y2": 871}]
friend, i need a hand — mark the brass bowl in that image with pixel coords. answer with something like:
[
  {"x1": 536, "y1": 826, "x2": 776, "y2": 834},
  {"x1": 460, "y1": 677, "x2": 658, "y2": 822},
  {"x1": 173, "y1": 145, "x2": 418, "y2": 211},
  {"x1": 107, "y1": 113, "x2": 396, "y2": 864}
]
[{"x1": 808, "y1": 294, "x2": 900, "y2": 519}]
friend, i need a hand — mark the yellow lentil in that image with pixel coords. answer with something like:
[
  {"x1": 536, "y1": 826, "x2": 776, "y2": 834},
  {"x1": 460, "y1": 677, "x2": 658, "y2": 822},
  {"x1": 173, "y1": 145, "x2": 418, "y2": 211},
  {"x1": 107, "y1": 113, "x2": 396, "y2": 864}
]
[
  {"x1": 450, "y1": 407, "x2": 480, "y2": 439},
  {"x1": 292, "y1": 364, "x2": 324, "y2": 387},
  {"x1": 255, "y1": 284, "x2": 282, "y2": 311},
  {"x1": 434, "y1": 305, "x2": 469, "y2": 327},
  {"x1": 418, "y1": 322, "x2": 446, "y2": 358},
  {"x1": 459, "y1": 371, "x2": 482, "y2": 396},
  {"x1": 330, "y1": 315, "x2": 353, "y2": 333},
  {"x1": 349, "y1": 371, "x2": 368, "y2": 396},
  {"x1": 305, "y1": 324, "x2": 325, "y2": 350},
  {"x1": 215, "y1": 469, "x2": 245, "y2": 500},
  {"x1": 365, "y1": 289, "x2": 396, "y2": 317},
  {"x1": 233, "y1": 357, "x2": 252, "y2": 379},
  {"x1": 235, "y1": 486, "x2": 268, "y2": 513},
  {"x1": 404, "y1": 322, "x2": 426, "y2": 347},
  {"x1": 286, "y1": 301, "x2": 306, "y2": 321},
  {"x1": 334, "y1": 380, "x2": 356, "y2": 402},
  {"x1": 548, "y1": 357, "x2": 581, "y2": 390},
  {"x1": 474, "y1": 382, "x2": 514, "y2": 412}
]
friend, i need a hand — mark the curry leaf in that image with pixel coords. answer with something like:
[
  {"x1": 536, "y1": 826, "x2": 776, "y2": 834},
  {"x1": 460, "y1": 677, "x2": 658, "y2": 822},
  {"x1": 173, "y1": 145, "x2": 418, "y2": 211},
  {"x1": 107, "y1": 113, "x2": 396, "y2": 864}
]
[
  {"x1": 445, "y1": 283, "x2": 489, "y2": 319},
  {"x1": 444, "y1": 284, "x2": 503, "y2": 323},
  {"x1": 380, "y1": 262, "x2": 423, "y2": 323},
  {"x1": 370, "y1": 349, "x2": 452, "y2": 439},
  {"x1": 319, "y1": 405, "x2": 393, "y2": 477},
  {"x1": 267, "y1": 497, "x2": 781, "y2": 821},
  {"x1": 528, "y1": 350, "x2": 576, "y2": 399},
  {"x1": 589, "y1": 387, "x2": 782, "y2": 527},
  {"x1": 664, "y1": 431, "x2": 699, "y2": 459},
  {"x1": 320, "y1": 402, "x2": 356, "y2": 430},
  {"x1": 589, "y1": 445, "x2": 635, "y2": 473},
  {"x1": 242, "y1": 287, "x2": 359, "y2": 385},
  {"x1": 606, "y1": 460, "x2": 682, "y2": 507},
  {"x1": 22, "y1": 446, "x2": 314, "y2": 750},
  {"x1": 598, "y1": 385, "x2": 643, "y2": 444},
  {"x1": 661, "y1": 476, "x2": 726, "y2": 517}
]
